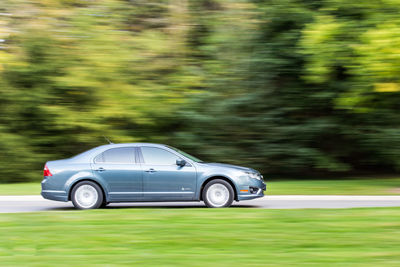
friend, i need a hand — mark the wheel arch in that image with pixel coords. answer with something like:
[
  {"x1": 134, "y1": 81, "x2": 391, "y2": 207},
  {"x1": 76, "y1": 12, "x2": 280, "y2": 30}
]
[
  {"x1": 200, "y1": 176, "x2": 238, "y2": 201},
  {"x1": 68, "y1": 179, "x2": 107, "y2": 202}
]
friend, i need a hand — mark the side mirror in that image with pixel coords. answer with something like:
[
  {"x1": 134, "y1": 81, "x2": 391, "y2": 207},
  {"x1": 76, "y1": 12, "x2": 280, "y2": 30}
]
[{"x1": 176, "y1": 159, "x2": 186, "y2": 167}]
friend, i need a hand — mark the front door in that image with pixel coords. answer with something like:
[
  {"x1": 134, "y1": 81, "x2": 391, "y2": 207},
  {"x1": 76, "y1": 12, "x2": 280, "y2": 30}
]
[
  {"x1": 139, "y1": 146, "x2": 197, "y2": 201},
  {"x1": 91, "y1": 147, "x2": 142, "y2": 201}
]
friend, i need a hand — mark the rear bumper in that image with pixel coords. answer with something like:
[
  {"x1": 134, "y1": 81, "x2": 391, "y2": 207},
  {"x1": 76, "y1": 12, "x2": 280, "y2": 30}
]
[
  {"x1": 41, "y1": 179, "x2": 68, "y2": 202},
  {"x1": 41, "y1": 190, "x2": 68, "y2": 202}
]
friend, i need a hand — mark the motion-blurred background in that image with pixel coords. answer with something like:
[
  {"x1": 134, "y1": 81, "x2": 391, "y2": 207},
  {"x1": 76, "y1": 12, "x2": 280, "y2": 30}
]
[{"x1": 0, "y1": 0, "x2": 399, "y2": 183}]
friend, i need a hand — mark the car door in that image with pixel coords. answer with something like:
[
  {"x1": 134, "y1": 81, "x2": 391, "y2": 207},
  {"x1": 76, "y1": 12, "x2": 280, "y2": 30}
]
[
  {"x1": 139, "y1": 146, "x2": 197, "y2": 201},
  {"x1": 91, "y1": 147, "x2": 142, "y2": 201}
]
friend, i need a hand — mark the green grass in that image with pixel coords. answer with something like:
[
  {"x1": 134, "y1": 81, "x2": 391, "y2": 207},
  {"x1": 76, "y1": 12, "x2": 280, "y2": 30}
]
[
  {"x1": 0, "y1": 183, "x2": 40, "y2": 195},
  {"x1": 268, "y1": 177, "x2": 400, "y2": 195},
  {"x1": 0, "y1": 208, "x2": 400, "y2": 266},
  {"x1": 2, "y1": 177, "x2": 400, "y2": 195}
]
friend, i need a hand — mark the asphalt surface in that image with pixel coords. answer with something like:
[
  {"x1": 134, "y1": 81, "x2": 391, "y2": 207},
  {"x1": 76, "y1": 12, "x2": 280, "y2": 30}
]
[{"x1": 0, "y1": 195, "x2": 400, "y2": 213}]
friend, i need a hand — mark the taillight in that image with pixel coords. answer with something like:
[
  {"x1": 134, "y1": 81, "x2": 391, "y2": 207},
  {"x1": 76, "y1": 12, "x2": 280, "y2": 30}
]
[{"x1": 43, "y1": 164, "x2": 53, "y2": 177}]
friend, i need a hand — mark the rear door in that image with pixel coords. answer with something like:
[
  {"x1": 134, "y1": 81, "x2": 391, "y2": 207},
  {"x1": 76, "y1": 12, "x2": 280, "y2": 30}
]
[
  {"x1": 139, "y1": 146, "x2": 197, "y2": 201},
  {"x1": 91, "y1": 147, "x2": 142, "y2": 201}
]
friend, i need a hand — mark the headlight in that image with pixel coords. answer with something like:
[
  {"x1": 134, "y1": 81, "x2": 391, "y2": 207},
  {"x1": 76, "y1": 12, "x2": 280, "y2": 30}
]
[{"x1": 245, "y1": 171, "x2": 263, "y2": 181}]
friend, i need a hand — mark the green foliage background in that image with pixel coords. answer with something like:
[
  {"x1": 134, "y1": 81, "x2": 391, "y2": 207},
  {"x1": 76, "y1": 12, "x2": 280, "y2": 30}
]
[{"x1": 0, "y1": 0, "x2": 399, "y2": 182}]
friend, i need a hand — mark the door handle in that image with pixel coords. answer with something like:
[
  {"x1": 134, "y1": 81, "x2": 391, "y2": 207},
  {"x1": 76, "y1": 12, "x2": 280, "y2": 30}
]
[
  {"x1": 145, "y1": 168, "x2": 157, "y2": 173},
  {"x1": 94, "y1": 167, "x2": 106, "y2": 172}
]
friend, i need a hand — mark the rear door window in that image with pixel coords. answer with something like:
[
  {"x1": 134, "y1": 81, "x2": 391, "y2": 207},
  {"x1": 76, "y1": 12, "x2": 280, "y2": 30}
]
[{"x1": 95, "y1": 147, "x2": 136, "y2": 164}]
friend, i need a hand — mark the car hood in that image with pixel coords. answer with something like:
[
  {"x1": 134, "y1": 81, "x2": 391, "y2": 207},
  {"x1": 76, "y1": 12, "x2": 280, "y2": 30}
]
[{"x1": 199, "y1": 162, "x2": 258, "y2": 173}]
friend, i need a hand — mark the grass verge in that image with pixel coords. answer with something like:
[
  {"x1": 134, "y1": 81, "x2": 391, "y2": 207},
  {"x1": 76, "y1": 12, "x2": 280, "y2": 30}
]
[
  {"x1": 268, "y1": 177, "x2": 400, "y2": 195},
  {"x1": 0, "y1": 208, "x2": 400, "y2": 266},
  {"x1": 1, "y1": 177, "x2": 400, "y2": 195},
  {"x1": 0, "y1": 183, "x2": 40, "y2": 195}
]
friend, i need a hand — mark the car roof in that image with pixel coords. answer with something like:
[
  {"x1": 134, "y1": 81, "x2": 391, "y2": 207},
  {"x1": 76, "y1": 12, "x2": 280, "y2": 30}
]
[{"x1": 96, "y1": 143, "x2": 170, "y2": 150}]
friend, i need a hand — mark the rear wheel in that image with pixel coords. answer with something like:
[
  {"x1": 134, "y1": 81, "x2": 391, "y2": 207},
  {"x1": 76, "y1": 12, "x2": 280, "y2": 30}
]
[
  {"x1": 203, "y1": 179, "x2": 234, "y2": 208},
  {"x1": 71, "y1": 181, "x2": 103, "y2": 210}
]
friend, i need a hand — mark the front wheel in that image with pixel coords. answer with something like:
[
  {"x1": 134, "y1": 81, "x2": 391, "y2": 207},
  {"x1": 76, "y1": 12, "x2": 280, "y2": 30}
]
[
  {"x1": 71, "y1": 181, "x2": 104, "y2": 210},
  {"x1": 203, "y1": 179, "x2": 234, "y2": 208}
]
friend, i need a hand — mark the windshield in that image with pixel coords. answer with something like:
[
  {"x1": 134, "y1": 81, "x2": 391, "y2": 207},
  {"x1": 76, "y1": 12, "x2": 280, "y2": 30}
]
[{"x1": 167, "y1": 146, "x2": 203, "y2": 163}]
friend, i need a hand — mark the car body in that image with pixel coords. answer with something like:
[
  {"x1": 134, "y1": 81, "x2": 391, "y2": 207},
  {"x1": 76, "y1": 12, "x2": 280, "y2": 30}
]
[{"x1": 41, "y1": 143, "x2": 266, "y2": 208}]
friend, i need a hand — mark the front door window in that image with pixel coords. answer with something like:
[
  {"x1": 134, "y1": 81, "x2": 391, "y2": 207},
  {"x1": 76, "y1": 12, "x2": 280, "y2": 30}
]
[{"x1": 141, "y1": 147, "x2": 179, "y2": 165}]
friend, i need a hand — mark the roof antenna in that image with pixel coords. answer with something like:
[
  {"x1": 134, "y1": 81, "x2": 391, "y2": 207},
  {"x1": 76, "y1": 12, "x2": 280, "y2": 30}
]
[{"x1": 103, "y1": 136, "x2": 113, "y2": 144}]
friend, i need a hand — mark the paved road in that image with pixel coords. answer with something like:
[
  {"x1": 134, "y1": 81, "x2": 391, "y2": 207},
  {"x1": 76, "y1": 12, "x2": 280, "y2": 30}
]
[{"x1": 0, "y1": 195, "x2": 400, "y2": 213}]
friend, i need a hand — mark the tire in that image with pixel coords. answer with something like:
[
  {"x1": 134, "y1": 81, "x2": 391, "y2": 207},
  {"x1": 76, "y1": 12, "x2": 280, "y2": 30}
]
[
  {"x1": 71, "y1": 181, "x2": 104, "y2": 210},
  {"x1": 202, "y1": 179, "x2": 234, "y2": 208}
]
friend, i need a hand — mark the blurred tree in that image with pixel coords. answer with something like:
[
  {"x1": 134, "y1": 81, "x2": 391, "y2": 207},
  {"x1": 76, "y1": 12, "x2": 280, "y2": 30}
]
[
  {"x1": 0, "y1": 0, "x2": 399, "y2": 182},
  {"x1": 176, "y1": 0, "x2": 400, "y2": 176},
  {"x1": 0, "y1": 0, "x2": 201, "y2": 181},
  {"x1": 300, "y1": 0, "x2": 400, "y2": 173}
]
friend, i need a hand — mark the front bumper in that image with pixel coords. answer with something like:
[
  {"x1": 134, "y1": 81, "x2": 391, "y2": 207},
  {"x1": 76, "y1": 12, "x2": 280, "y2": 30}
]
[{"x1": 237, "y1": 179, "x2": 266, "y2": 201}]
